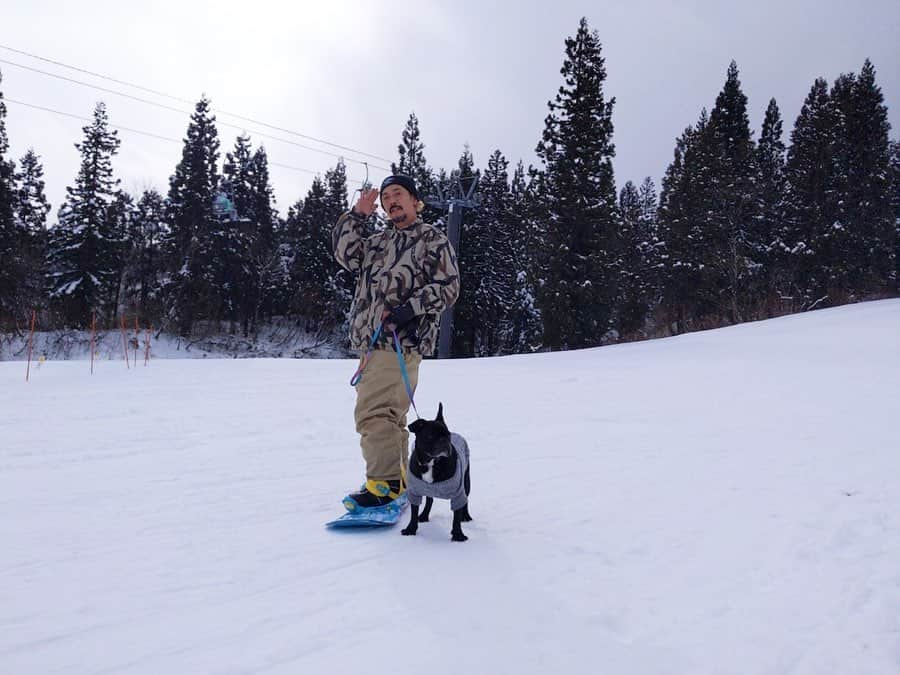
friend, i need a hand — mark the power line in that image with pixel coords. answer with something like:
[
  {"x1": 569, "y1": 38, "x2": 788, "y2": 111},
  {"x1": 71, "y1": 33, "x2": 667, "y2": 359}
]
[
  {"x1": 4, "y1": 97, "x2": 383, "y2": 186},
  {"x1": 1, "y1": 57, "x2": 391, "y2": 172},
  {"x1": 0, "y1": 42, "x2": 393, "y2": 165},
  {"x1": 7, "y1": 97, "x2": 184, "y2": 144}
]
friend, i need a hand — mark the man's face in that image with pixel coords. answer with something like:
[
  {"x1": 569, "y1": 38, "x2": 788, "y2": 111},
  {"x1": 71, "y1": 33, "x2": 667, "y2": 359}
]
[{"x1": 380, "y1": 185, "x2": 418, "y2": 228}]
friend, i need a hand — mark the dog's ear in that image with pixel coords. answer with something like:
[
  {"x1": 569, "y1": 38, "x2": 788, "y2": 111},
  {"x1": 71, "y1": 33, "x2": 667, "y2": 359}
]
[
  {"x1": 436, "y1": 402, "x2": 445, "y2": 424},
  {"x1": 408, "y1": 419, "x2": 426, "y2": 434}
]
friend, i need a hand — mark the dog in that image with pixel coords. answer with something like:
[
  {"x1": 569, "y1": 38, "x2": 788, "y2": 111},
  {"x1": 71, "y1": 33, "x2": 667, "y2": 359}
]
[{"x1": 402, "y1": 403, "x2": 472, "y2": 542}]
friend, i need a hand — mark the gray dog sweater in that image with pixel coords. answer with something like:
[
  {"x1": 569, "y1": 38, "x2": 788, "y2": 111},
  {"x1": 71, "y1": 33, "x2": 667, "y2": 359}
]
[{"x1": 406, "y1": 433, "x2": 469, "y2": 511}]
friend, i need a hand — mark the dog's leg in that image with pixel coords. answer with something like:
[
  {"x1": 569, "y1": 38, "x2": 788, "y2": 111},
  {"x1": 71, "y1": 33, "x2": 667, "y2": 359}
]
[
  {"x1": 461, "y1": 467, "x2": 472, "y2": 521},
  {"x1": 401, "y1": 503, "x2": 419, "y2": 536},
  {"x1": 420, "y1": 496, "x2": 433, "y2": 522},
  {"x1": 451, "y1": 508, "x2": 468, "y2": 542}
]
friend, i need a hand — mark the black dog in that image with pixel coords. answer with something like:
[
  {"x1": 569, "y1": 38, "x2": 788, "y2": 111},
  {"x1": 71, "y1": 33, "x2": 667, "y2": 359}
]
[{"x1": 402, "y1": 403, "x2": 472, "y2": 542}]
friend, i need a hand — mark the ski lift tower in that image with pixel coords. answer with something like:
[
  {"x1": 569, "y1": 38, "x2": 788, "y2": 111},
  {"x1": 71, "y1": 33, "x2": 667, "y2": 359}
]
[{"x1": 425, "y1": 177, "x2": 478, "y2": 359}]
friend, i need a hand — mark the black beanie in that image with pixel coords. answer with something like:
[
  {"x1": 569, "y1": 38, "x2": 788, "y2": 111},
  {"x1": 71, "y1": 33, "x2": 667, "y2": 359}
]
[{"x1": 380, "y1": 174, "x2": 418, "y2": 202}]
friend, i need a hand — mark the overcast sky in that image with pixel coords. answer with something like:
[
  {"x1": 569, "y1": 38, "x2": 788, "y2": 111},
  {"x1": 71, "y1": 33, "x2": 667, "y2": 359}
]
[{"x1": 3, "y1": 0, "x2": 899, "y2": 218}]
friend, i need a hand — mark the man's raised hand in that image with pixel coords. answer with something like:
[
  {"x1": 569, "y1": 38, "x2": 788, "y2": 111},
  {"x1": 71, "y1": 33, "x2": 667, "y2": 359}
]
[{"x1": 353, "y1": 188, "x2": 379, "y2": 217}]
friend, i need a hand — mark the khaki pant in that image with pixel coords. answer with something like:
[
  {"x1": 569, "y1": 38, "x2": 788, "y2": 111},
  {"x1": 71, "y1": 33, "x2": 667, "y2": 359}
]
[{"x1": 354, "y1": 348, "x2": 422, "y2": 481}]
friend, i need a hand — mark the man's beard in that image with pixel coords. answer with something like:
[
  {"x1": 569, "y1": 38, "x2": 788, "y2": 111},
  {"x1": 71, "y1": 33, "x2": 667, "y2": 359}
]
[{"x1": 390, "y1": 211, "x2": 410, "y2": 225}]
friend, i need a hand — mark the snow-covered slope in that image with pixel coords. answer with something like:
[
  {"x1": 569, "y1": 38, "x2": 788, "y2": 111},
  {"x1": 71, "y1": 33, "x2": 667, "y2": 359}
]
[{"x1": 3, "y1": 300, "x2": 899, "y2": 674}]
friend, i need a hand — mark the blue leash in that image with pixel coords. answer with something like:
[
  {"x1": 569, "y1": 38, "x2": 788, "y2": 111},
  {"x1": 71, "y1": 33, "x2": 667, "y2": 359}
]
[
  {"x1": 349, "y1": 324, "x2": 419, "y2": 419},
  {"x1": 390, "y1": 328, "x2": 419, "y2": 419}
]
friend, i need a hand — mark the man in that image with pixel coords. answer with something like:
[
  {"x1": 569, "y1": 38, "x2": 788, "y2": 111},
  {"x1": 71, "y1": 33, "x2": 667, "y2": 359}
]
[{"x1": 333, "y1": 174, "x2": 460, "y2": 509}]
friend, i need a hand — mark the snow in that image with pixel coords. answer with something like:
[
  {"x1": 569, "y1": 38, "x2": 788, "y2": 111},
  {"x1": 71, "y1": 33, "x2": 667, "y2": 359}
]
[{"x1": 3, "y1": 299, "x2": 900, "y2": 674}]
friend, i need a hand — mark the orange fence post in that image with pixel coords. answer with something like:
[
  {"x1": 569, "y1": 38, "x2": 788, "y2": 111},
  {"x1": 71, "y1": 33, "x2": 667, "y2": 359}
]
[
  {"x1": 91, "y1": 310, "x2": 96, "y2": 374},
  {"x1": 120, "y1": 314, "x2": 130, "y2": 369},
  {"x1": 25, "y1": 310, "x2": 36, "y2": 382},
  {"x1": 133, "y1": 315, "x2": 139, "y2": 368},
  {"x1": 144, "y1": 326, "x2": 152, "y2": 366}
]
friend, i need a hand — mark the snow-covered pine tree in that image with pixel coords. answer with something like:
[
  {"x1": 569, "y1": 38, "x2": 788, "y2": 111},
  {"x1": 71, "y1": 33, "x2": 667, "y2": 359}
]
[
  {"x1": 657, "y1": 112, "x2": 716, "y2": 331},
  {"x1": 222, "y1": 134, "x2": 254, "y2": 217},
  {"x1": 324, "y1": 160, "x2": 351, "y2": 326},
  {"x1": 826, "y1": 60, "x2": 894, "y2": 298},
  {"x1": 246, "y1": 146, "x2": 280, "y2": 326},
  {"x1": 392, "y1": 112, "x2": 433, "y2": 202},
  {"x1": 164, "y1": 96, "x2": 221, "y2": 335},
  {"x1": 263, "y1": 218, "x2": 295, "y2": 320},
  {"x1": 890, "y1": 139, "x2": 900, "y2": 288},
  {"x1": 46, "y1": 102, "x2": 122, "y2": 327},
  {"x1": 616, "y1": 180, "x2": 655, "y2": 336},
  {"x1": 535, "y1": 17, "x2": 619, "y2": 349},
  {"x1": 706, "y1": 61, "x2": 760, "y2": 322},
  {"x1": 658, "y1": 63, "x2": 760, "y2": 330},
  {"x1": 0, "y1": 70, "x2": 20, "y2": 327},
  {"x1": 448, "y1": 145, "x2": 483, "y2": 356},
  {"x1": 504, "y1": 161, "x2": 543, "y2": 354},
  {"x1": 14, "y1": 149, "x2": 51, "y2": 317},
  {"x1": 220, "y1": 134, "x2": 259, "y2": 331},
  {"x1": 105, "y1": 190, "x2": 134, "y2": 317},
  {"x1": 456, "y1": 149, "x2": 514, "y2": 356},
  {"x1": 121, "y1": 189, "x2": 166, "y2": 321},
  {"x1": 287, "y1": 161, "x2": 349, "y2": 332},
  {"x1": 431, "y1": 167, "x2": 452, "y2": 233},
  {"x1": 282, "y1": 195, "x2": 307, "y2": 313},
  {"x1": 755, "y1": 98, "x2": 788, "y2": 312},
  {"x1": 637, "y1": 176, "x2": 663, "y2": 313},
  {"x1": 783, "y1": 78, "x2": 834, "y2": 308}
]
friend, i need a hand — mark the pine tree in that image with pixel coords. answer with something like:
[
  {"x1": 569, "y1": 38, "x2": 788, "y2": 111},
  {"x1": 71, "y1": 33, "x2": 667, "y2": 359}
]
[
  {"x1": 264, "y1": 214, "x2": 295, "y2": 319},
  {"x1": 616, "y1": 180, "x2": 653, "y2": 335},
  {"x1": 392, "y1": 112, "x2": 433, "y2": 200},
  {"x1": 784, "y1": 64, "x2": 894, "y2": 306},
  {"x1": 288, "y1": 161, "x2": 349, "y2": 332},
  {"x1": 46, "y1": 102, "x2": 123, "y2": 327},
  {"x1": 756, "y1": 98, "x2": 788, "y2": 311},
  {"x1": 105, "y1": 190, "x2": 134, "y2": 317},
  {"x1": 456, "y1": 149, "x2": 515, "y2": 356},
  {"x1": 637, "y1": 177, "x2": 663, "y2": 318},
  {"x1": 15, "y1": 149, "x2": 50, "y2": 240},
  {"x1": 164, "y1": 96, "x2": 221, "y2": 334},
  {"x1": 14, "y1": 149, "x2": 51, "y2": 316},
  {"x1": 219, "y1": 134, "x2": 258, "y2": 331},
  {"x1": 504, "y1": 161, "x2": 543, "y2": 353},
  {"x1": 706, "y1": 61, "x2": 759, "y2": 322},
  {"x1": 783, "y1": 78, "x2": 834, "y2": 307},
  {"x1": 247, "y1": 146, "x2": 280, "y2": 325},
  {"x1": 431, "y1": 167, "x2": 451, "y2": 227},
  {"x1": 449, "y1": 145, "x2": 484, "y2": 356},
  {"x1": 0, "y1": 69, "x2": 20, "y2": 327},
  {"x1": 535, "y1": 17, "x2": 619, "y2": 349},
  {"x1": 827, "y1": 60, "x2": 894, "y2": 298},
  {"x1": 657, "y1": 63, "x2": 759, "y2": 329},
  {"x1": 122, "y1": 189, "x2": 166, "y2": 321},
  {"x1": 890, "y1": 139, "x2": 900, "y2": 288},
  {"x1": 657, "y1": 113, "x2": 715, "y2": 330},
  {"x1": 324, "y1": 160, "x2": 351, "y2": 324}
]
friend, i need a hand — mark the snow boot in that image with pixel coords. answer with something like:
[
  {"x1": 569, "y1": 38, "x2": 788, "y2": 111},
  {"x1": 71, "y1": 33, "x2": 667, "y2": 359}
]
[{"x1": 343, "y1": 479, "x2": 404, "y2": 511}]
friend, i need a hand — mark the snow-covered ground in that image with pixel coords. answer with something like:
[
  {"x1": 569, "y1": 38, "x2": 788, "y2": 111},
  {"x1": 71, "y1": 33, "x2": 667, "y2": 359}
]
[{"x1": 3, "y1": 300, "x2": 899, "y2": 675}]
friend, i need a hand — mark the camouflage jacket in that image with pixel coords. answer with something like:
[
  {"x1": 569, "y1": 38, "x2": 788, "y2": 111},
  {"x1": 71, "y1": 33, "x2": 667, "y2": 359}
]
[{"x1": 332, "y1": 211, "x2": 460, "y2": 356}]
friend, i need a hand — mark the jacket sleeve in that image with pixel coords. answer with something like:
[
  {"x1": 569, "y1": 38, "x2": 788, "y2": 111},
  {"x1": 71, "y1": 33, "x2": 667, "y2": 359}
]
[
  {"x1": 332, "y1": 211, "x2": 367, "y2": 272},
  {"x1": 404, "y1": 232, "x2": 460, "y2": 317}
]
